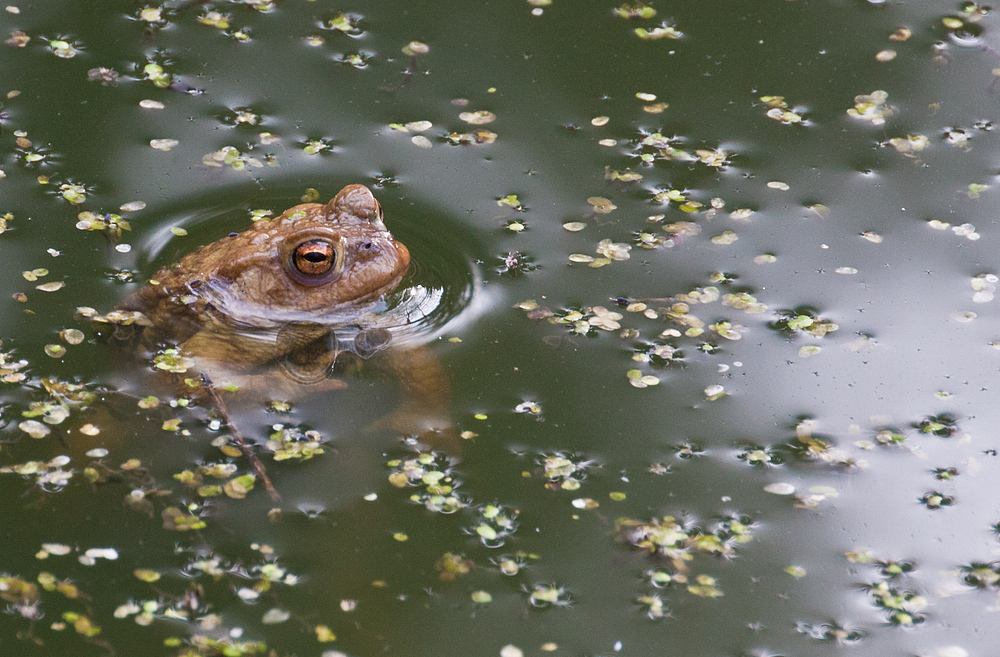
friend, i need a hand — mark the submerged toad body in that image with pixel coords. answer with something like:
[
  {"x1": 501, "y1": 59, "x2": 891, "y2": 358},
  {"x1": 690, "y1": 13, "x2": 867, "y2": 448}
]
[{"x1": 121, "y1": 184, "x2": 450, "y2": 438}]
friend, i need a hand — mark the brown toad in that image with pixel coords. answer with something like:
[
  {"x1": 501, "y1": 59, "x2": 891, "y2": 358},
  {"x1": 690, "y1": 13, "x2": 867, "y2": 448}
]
[{"x1": 118, "y1": 184, "x2": 450, "y2": 440}]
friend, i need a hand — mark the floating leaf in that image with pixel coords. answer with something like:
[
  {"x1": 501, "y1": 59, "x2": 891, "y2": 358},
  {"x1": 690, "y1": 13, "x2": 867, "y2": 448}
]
[
  {"x1": 47, "y1": 39, "x2": 81, "y2": 59},
  {"x1": 402, "y1": 40, "x2": 429, "y2": 55},
  {"x1": 161, "y1": 507, "x2": 206, "y2": 531},
  {"x1": 605, "y1": 168, "x2": 642, "y2": 182},
  {"x1": 596, "y1": 239, "x2": 630, "y2": 260},
  {"x1": 847, "y1": 90, "x2": 894, "y2": 126},
  {"x1": 627, "y1": 370, "x2": 660, "y2": 388},
  {"x1": 224, "y1": 474, "x2": 255, "y2": 499},
  {"x1": 587, "y1": 197, "x2": 617, "y2": 214},
  {"x1": 497, "y1": 194, "x2": 523, "y2": 209},
  {"x1": 968, "y1": 183, "x2": 989, "y2": 199},
  {"x1": 459, "y1": 110, "x2": 496, "y2": 125},
  {"x1": 807, "y1": 204, "x2": 831, "y2": 219},
  {"x1": 786, "y1": 565, "x2": 807, "y2": 578},
  {"x1": 19, "y1": 420, "x2": 50, "y2": 438},
  {"x1": 687, "y1": 574, "x2": 723, "y2": 597},
  {"x1": 704, "y1": 384, "x2": 725, "y2": 400},
  {"x1": 315, "y1": 625, "x2": 336, "y2": 642},
  {"x1": 470, "y1": 590, "x2": 492, "y2": 603},
  {"x1": 153, "y1": 349, "x2": 193, "y2": 373},
  {"x1": 614, "y1": 4, "x2": 656, "y2": 19},
  {"x1": 889, "y1": 134, "x2": 929, "y2": 155},
  {"x1": 261, "y1": 608, "x2": 290, "y2": 624},
  {"x1": 764, "y1": 482, "x2": 796, "y2": 495},
  {"x1": 325, "y1": 12, "x2": 363, "y2": 34},
  {"x1": 60, "y1": 329, "x2": 84, "y2": 344},
  {"x1": 59, "y1": 184, "x2": 87, "y2": 204},
  {"x1": 150, "y1": 139, "x2": 179, "y2": 151},
  {"x1": 635, "y1": 24, "x2": 682, "y2": 40}
]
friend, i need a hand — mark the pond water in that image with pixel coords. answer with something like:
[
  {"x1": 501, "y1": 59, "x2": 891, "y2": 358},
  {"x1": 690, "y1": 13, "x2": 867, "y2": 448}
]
[{"x1": 3, "y1": 1, "x2": 1000, "y2": 656}]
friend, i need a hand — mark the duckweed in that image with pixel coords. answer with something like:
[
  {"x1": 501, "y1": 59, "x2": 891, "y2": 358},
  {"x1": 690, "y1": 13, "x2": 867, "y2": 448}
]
[
  {"x1": 526, "y1": 582, "x2": 572, "y2": 607},
  {"x1": 539, "y1": 452, "x2": 596, "y2": 490},
  {"x1": 3, "y1": 2, "x2": 1000, "y2": 656},
  {"x1": 847, "y1": 90, "x2": 894, "y2": 126},
  {"x1": 470, "y1": 503, "x2": 519, "y2": 547},
  {"x1": 760, "y1": 96, "x2": 805, "y2": 124},
  {"x1": 436, "y1": 552, "x2": 473, "y2": 581},
  {"x1": 634, "y1": 24, "x2": 682, "y2": 40},
  {"x1": 265, "y1": 424, "x2": 326, "y2": 461}
]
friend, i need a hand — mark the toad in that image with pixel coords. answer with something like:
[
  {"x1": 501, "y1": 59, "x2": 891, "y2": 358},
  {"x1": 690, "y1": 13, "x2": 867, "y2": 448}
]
[{"x1": 117, "y1": 184, "x2": 451, "y2": 441}]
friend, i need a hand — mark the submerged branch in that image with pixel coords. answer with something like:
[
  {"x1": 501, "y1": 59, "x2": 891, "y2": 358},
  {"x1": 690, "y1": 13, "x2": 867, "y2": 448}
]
[{"x1": 200, "y1": 373, "x2": 282, "y2": 504}]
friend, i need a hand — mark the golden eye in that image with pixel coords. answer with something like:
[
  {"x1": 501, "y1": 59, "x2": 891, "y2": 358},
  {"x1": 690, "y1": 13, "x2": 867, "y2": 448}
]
[{"x1": 292, "y1": 240, "x2": 336, "y2": 276}]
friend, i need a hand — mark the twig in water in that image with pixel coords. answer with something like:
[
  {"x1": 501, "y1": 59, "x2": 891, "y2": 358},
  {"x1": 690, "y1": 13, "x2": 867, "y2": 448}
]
[{"x1": 200, "y1": 373, "x2": 282, "y2": 503}]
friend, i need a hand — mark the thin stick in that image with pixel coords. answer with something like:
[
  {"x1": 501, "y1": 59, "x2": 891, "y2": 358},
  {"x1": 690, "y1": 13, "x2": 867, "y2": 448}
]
[
  {"x1": 402, "y1": 53, "x2": 416, "y2": 86},
  {"x1": 200, "y1": 373, "x2": 282, "y2": 504}
]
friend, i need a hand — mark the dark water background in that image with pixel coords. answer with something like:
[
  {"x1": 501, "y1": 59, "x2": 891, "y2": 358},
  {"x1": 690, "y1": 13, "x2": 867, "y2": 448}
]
[{"x1": 4, "y1": 0, "x2": 1000, "y2": 656}]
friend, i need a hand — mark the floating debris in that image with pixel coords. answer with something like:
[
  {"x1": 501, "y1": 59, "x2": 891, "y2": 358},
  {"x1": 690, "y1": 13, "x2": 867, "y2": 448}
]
[{"x1": 847, "y1": 90, "x2": 894, "y2": 126}]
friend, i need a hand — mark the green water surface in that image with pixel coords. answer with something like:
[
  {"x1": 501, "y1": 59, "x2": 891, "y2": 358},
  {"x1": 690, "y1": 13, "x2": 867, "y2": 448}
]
[{"x1": 3, "y1": 1, "x2": 1000, "y2": 656}]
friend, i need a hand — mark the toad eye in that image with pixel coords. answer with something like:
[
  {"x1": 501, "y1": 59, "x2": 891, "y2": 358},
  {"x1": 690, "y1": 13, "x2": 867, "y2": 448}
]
[{"x1": 292, "y1": 240, "x2": 336, "y2": 276}]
